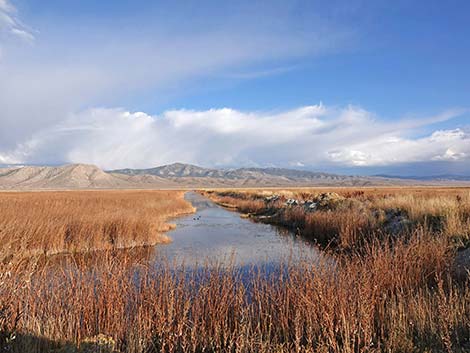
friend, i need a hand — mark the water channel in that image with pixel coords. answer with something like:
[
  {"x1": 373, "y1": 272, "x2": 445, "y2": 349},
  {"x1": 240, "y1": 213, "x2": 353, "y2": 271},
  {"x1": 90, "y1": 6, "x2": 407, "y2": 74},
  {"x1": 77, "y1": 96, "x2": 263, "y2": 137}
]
[{"x1": 154, "y1": 192, "x2": 324, "y2": 268}]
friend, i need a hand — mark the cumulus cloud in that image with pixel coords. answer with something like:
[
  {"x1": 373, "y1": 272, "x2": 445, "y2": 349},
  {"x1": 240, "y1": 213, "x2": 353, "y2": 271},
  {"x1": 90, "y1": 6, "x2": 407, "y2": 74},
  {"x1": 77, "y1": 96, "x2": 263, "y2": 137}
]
[
  {"x1": 328, "y1": 129, "x2": 470, "y2": 166},
  {"x1": 1, "y1": 105, "x2": 468, "y2": 172}
]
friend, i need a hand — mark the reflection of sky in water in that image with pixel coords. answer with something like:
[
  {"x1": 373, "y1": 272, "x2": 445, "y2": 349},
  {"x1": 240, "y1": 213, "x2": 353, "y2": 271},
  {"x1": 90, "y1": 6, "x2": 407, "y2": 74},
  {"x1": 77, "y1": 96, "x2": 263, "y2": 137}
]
[{"x1": 154, "y1": 192, "x2": 324, "y2": 268}]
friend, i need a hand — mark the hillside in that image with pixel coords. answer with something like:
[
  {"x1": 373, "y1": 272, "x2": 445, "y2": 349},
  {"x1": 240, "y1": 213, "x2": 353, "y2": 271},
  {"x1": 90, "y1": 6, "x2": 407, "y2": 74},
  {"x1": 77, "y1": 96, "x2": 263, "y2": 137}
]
[
  {"x1": 1, "y1": 163, "x2": 469, "y2": 190},
  {"x1": 0, "y1": 164, "x2": 133, "y2": 189},
  {"x1": 111, "y1": 163, "x2": 364, "y2": 186},
  {"x1": 111, "y1": 163, "x2": 408, "y2": 187}
]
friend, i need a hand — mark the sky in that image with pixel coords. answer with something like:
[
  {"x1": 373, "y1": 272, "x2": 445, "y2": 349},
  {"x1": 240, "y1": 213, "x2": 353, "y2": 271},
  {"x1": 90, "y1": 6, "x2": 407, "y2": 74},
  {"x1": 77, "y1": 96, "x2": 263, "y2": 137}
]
[{"x1": 0, "y1": 0, "x2": 469, "y2": 176}]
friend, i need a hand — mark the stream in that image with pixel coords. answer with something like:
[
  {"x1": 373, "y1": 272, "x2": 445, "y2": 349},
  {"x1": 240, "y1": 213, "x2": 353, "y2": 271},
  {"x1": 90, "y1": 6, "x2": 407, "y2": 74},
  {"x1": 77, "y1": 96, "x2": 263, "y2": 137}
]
[{"x1": 154, "y1": 192, "x2": 323, "y2": 268}]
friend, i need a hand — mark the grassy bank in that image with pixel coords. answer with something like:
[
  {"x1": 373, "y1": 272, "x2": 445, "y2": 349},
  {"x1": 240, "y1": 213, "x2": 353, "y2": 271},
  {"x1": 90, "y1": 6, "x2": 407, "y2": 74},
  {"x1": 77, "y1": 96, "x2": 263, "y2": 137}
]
[{"x1": 203, "y1": 188, "x2": 470, "y2": 251}]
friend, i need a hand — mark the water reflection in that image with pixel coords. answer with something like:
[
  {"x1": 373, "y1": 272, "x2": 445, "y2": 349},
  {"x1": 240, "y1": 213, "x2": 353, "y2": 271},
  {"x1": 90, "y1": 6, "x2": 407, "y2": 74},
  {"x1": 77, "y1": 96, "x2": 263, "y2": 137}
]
[{"x1": 154, "y1": 192, "x2": 323, "y2": 268}]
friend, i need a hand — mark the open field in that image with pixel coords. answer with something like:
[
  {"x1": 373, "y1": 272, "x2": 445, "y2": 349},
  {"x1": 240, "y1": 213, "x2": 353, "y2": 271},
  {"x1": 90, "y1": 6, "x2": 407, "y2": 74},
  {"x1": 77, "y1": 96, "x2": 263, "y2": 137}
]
[
  {"x1": 0, "y1": 190, "x2": 195, "y2": 262},
  {"x1": 1, "y1": 188, "x2": 470, "y2": 352}
]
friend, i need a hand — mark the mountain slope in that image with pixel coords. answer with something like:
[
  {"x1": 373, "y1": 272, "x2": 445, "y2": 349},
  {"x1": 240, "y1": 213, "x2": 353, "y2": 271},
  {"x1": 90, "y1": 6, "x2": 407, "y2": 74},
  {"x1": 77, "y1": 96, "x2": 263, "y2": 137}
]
[
  {"x1": 111, "y1": 163, "x2": 411, "y2": 187},
  {"x1": 0, "y1": 164, "x2": 133, "y2": 189},
  {"x1": 1, "y1": 163, "x2": 469, "y2": 190},
  {"x1": 112, "y1": 163, "x2": 349, "y2": 180},
  {"x1": 0, "y1": 164, "x2": 183, "y2": 190},
  {"x1": 112, "y1": 163, "x2": 226, "y2": 178}
]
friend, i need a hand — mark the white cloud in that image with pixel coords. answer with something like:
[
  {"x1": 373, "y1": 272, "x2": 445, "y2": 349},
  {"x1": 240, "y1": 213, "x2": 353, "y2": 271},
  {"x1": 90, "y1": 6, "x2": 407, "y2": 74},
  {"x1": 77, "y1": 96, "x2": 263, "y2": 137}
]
[
  {"x1": 1, "y1": 105, "x2": 468, "y2": 171},
  {"x1": 327, "y1": 127, "x2": 470, "y2": 166},
  {"x1": 0, "y1": 0, "x2": 34, "y2": 42},
  {"x1": 9, "y1": 27, "x2": 34, "y2": 42}
]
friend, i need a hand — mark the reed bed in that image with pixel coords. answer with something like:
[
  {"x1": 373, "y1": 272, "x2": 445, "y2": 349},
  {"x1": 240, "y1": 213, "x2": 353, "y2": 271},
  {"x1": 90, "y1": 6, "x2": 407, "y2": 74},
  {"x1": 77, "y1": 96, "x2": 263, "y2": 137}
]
[
  {"x1": 0, "y1": 191, "x2": 195, "y2": 262},
  {"x1": 1, "y1": 232, "x2": 469, "y2": 353},
  {"x1": 205, "y1": 188, "x2": 470, "y2": 250},
  {"x1": 1, "y1": 188, "x2": 470, "y2": 352}
]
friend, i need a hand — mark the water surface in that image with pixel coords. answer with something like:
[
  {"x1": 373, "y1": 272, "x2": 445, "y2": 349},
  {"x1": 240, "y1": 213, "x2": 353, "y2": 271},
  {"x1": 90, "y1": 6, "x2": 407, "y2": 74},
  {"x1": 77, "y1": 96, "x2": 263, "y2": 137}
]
[{"x1": 155, "y1": 192, "x2": 322, "y2": 267}]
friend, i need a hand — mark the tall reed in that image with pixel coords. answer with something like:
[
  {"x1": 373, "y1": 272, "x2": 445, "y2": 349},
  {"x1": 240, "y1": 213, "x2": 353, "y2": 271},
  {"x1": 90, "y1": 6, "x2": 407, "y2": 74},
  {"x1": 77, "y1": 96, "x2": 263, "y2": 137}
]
[{"x1": 1, "y1": 232, "x2": 468, "y2": 353}]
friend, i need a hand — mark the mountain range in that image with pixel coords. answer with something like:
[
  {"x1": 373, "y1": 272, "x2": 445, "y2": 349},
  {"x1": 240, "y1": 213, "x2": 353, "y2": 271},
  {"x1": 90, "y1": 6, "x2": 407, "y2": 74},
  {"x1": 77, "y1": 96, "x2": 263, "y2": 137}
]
[
  {"x1": 374, "y1": 174, "x2": 470, "y2": 181},
  {"x1": 0, "y1": 162, "x2": 468, "y2": 190}
]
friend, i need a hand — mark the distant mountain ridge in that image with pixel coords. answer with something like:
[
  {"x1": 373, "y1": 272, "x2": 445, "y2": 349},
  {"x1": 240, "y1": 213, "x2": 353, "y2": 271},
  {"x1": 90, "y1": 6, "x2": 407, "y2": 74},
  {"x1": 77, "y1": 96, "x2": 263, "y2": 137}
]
[
  {"x1": 374, "y1": 174, "x2": 470, "y2": 181},
  {"x1": 110, "y1": 162, "x2": 439, "y2": 187},
  {"x1": 110, "y1": 163, "x2": 377, "y2": 184},
  {"x1": 0, "y1": 162, "x2": 469, "y2": 190}
]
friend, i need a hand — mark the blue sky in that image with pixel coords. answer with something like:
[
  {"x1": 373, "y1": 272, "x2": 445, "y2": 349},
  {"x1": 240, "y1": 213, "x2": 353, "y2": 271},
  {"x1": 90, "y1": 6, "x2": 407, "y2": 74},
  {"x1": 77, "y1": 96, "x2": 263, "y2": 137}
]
[{"x1": 0, "y1": 0, "x2": 469, "y2": 175}]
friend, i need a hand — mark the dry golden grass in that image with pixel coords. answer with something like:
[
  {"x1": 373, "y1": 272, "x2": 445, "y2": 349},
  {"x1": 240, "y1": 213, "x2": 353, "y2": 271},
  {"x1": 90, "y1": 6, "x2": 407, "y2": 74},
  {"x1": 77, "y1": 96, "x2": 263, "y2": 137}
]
[
  {"x1": 1, "y1": 233, "x2": 469, "y2": 353},
  {"x1": 0, "y1": 190, "x2": 195, "y2": 262},
  {"x1": 205, "y1": 187, "x2": 470, "y2": 250},
  {"x1": 1, "y1": 188, "x2": 470, "y2": 352}
]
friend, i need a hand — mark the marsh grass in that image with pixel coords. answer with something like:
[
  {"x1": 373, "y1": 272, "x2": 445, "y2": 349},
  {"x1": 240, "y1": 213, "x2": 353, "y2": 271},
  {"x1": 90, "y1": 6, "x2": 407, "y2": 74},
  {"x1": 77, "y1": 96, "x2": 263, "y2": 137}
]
[
  {"x1": 1, "y1": 188, "x2": 470, "y2": 352},
  {"x1": 206, "y1": 188, "x2": 470, "y2": 250},
  {"x1": 0, "y1": 191, "x2": 195, "y2": 262},
  {"x1": 1, "y1": 232, "x2": 469, "y2": 353}
]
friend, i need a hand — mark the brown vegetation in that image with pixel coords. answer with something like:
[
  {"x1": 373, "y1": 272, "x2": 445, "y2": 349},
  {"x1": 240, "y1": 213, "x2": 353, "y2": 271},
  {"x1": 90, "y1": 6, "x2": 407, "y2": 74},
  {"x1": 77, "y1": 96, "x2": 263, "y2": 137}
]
[
  {"x1": 1, "y1": 233, "x2": 469, "y2": 353},
  {"x1": 0, "y1": 190, "x2": 195, "y2": 262},
  {"x1": 205, "y1": 188, "x2": 470, "y2": 250},
  {"x1": 1, "y1": 188, "x2": 470, "y2": 352}
]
